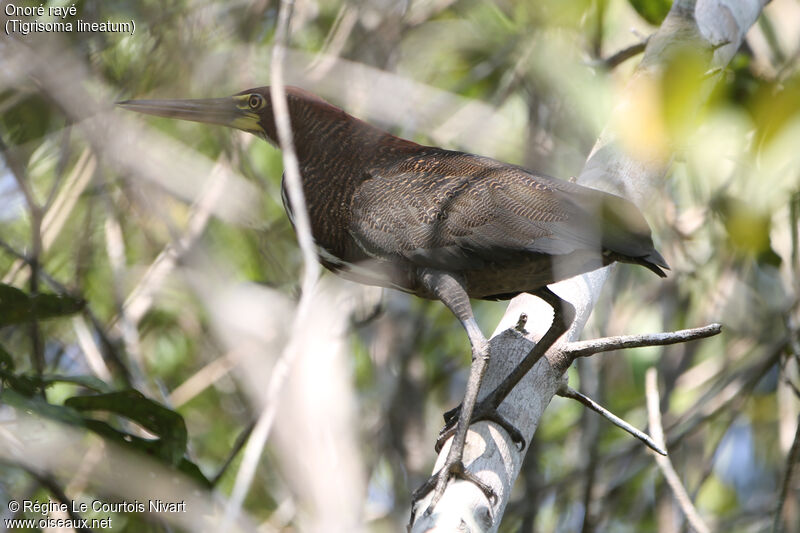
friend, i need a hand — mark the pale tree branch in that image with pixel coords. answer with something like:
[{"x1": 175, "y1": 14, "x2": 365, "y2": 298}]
[
  {"x1": 557, "y1": 384, "x2": 667, "y2": 456},
  {"x1": 555, "y1": 323, "x2": 722, "y2": 370},
  {"x1": 646, "y1": 368, "x2": 711, "y2": 533},
  {"x1": 224, "y1": 0, "x2": 324, "y2": 526},
  {"x1": 410, "y1": 0, "x2": 767, "y2": 530}
]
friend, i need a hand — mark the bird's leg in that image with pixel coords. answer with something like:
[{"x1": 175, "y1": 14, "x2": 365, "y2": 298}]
[
  {"x1": 435, "y1": 287, "x2": 575, "y2": 452},
  {"x1": 411, "y1": 269, "x2": 496, "y2": 514}
]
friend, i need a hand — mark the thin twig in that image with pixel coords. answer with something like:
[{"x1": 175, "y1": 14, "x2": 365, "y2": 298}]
[
  {"x1": 589, "y1": 36, "x2": 651, "y2": 69},
  {"x1": 645, "y1": 368, "x2": 711, "y2": 533},
  {"x1": 562, "y1": 323, "x2": 722, "y2": 360},
  {"x1": 0, "y1": 135, "x2": 37, "y2": 213},
  {"x1": 3, "y1": 149, "x2": 96, "y2": 287},
  {"x1": 269, "y1": 16, "x2": 320, "y2": 290},
  {"x1": 0, "y1": 236, "x2": 126, "y2": 384},
  {"x1": 779, "y1": 349, "x2": 800, "y2": 400},
  {"x1": 689, "y1": 410, "x2": 737, "y2": 501},
  {"x1": 212, "y1": 420, "x2": 256, "y2": 487},
  {"x1": 790, "y1": 190, "x2": 799, "y2": 285},
  {"x1": 591, "y1": 0, "x2": 607, "y2": 60},
  {"x1": 29, "y1": 471, "x2": 92, "y2": 533},
  {"x1": 0, "y1": 134, "x2": 45, "y2": 377},
  {"x1": 0, "y1": 234, "x2": 122, "y2": 384},
  {"x1": 224, "y1": 0, "x2": 322, "y2": 526},
  {"x1": 668, "y1": 339, "x2": 785, "y2": 442},
  {"x1": 538, "y1": 343, "x2": 782, "y2": 500},
  {"x1": 0, "y1": 238, "x2": 26, "y2": 263},
  {"x1": 103, "y1": 209, "x2": 148, "y2": 394},
  {"x1": 307, "y1": 4, "x2": 358, "y2": 80},
  {"x1": 772, "y1": 414, "x2": 800, "y2": 533},
  {"x1": 72, "y1": 316, "x2": 113, "y2": 383},
  {"x1": 43, "y1": 126, "x2": 72, "y2": 212},
  {"x1": 558, "y1": 384, "x2": 666, "y2": 456},
  {"x1": 169, "y1": 353, "x2": 236, "y2": 408}
]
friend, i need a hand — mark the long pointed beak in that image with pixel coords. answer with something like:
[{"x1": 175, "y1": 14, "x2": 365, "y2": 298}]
[{"x1": 117, "y1": 97, "x2": 261, "y2": 132}]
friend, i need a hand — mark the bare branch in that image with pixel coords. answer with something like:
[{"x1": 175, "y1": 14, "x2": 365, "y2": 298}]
[
  {"x1": 557, "y1": 384, "x2": 666, "y2": 456},
  {"x1": 560, "y1": 323, "x2": 722, "y2": 363},
  {"x1": 269, "y1": 3, "x2": 321, "y2": 292},
  {"x1": 169, "y1": 353, "x2": 236, "y2": 408},
  {"x1": 0, "y1": 133, "x2": 45, "y2": 377},
  {"x1": 28, "y1": 470, "x2": 91, "y2": 533},
  {"x1": 225, "y1": 0, "x2": 323, "y2": 525},
  {"x1": 646, "y1": 368, "x2": 711, "y2": 533},
  {"x1": 537, "y1": 344, "x2": 782, "y2": 503},
  {"x1": 772, "y1": 414, "x2": 800, "y2": 533},
  {"x1": 71, "y1": 316, "x2": 113, "y2": 383},
  {"x1": 104, "y1": 208, "x2": 148, "y2": 394},
  {"x1": 223, "y1": 371, "x2": 284, "y2": 527},
  {"x1": 589, "y1": 36, "x2": 651, "y2": 70},
  {"x1": 3, "y1": 149, "x2": 97, "y2": 287},
  {"x1": 0, "y1": 235, "x2": 123, "y2": 383},
  {"x1": 0, "y1": 134, "x2": 38, "y2": 214},
  {"x1": 212, "y1": 420, "x2": 256, "y2": 488},
  {"x1": 43, "y1": 126, "x2": 72, "y2": 213}
]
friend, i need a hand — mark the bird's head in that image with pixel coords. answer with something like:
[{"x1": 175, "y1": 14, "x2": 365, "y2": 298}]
[{"x1": 117, "y1": 86, "x2": 316, "y2": 144}]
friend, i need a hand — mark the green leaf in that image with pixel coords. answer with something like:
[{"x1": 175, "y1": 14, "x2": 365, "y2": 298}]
[
  {"x1": 0, "y1": 348, "x2": 44, "y2": 397},
  {"x1": 4, "y1": 386, "x2": 198, "y2": 475},
  {"x1": 751, "y1": 77, "x2": 800, "y2": 147},
  {"x1": 39, "y1": 374, "x2": 114, "y2": 394},
  {"x1": 65, "y1": 390, "x2": 188, "y2": 464},
  {"x1": 0, "y1": 93, "x2": 55, "y2": 147},
  {"x1": 0, "y1": 343, "x2": 15, "y2": 373},
  {"x1": 712, "y1": 195, "x2": 781, "y2": 264},
  {"x1": 0, "y1": 346, "x2": 110, "y2": 396},
  {"x1": 3, "y1": 374, "x2": 44, "y2": 397},
  {"x1": 0, "y1": 284, "x2": 85, "y2": 327},
  {"x1": 178, "y1": 458, "x2": 212, "y2": 488},
  {"x1": 628, "y1": 0, "x2": 672, "y2": 25},
  {"x1": 0, "y1": 388, "x2": 87, "y2": 425}
]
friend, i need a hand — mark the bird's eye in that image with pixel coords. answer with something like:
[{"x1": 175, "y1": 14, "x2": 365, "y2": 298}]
[{"x1": 248, "y1": 94, "x2": 263, "y2": 109}]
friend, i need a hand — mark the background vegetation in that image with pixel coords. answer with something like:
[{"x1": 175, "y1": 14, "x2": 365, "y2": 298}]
[{"x1": 1, "y1": 0, "x2": 798, "y2": 531}]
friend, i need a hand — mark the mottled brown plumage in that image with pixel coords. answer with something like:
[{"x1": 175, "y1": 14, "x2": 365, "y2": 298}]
[
  {"x1": 119, "y1": 86, "x2": 667, "y2": 515},
  {"x1": 250, "y1": 87, "x2": 667, "y2": 298}
]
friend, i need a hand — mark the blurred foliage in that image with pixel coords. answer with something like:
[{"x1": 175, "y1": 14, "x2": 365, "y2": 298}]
[
  {"x1": 0, "y1": 283, "x2": 85, "y2": 326},
  {"x1": 1, "y1": 0, "x2": 799, "y2": 532},
  {"x1": 628, "y1": 0, "x2": 672, "y2": 25}
]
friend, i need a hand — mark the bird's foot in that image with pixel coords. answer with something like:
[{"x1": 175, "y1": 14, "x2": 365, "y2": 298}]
[
  {"x1": 411, "y1": 456, "x2": 497, "y2": 517},
  {"x1": 435, "y1": 397, "x2": 525, "y2": 453}
]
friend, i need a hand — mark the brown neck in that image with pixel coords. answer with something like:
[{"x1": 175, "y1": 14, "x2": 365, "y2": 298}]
[
  {"x1": 268, "y1": 94, "x2": 419, "y2": 262},
  {"x1": 273, "y1": 95, "x2": 419, "y2": 167}
]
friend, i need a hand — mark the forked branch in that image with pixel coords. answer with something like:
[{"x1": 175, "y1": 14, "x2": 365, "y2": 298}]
[
  {"x1": 555, "y1": 324, "x2": 723, "y2": 457},
  {"x1": 557, "y1": 384, "x2": 666, "y2": 456}
]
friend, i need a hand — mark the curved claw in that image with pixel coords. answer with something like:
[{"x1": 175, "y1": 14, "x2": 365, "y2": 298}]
[
  {"x1": 435, "y1": 424, "x2": 455, "y2": 453},
  {"x1": 411, "y1": 459, "x2": 497, "y2": 518},
  {"x1": 478, "y1": 408, "x2": 525, "y2": 450},
  {"x1": 435, "y1": 401, "x2": 526, "y2": 453}
]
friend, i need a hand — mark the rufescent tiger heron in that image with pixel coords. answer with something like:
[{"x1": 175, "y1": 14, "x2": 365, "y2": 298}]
[{"x1": 119, "y1": 86, "x2": 668, "y2": 514}]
